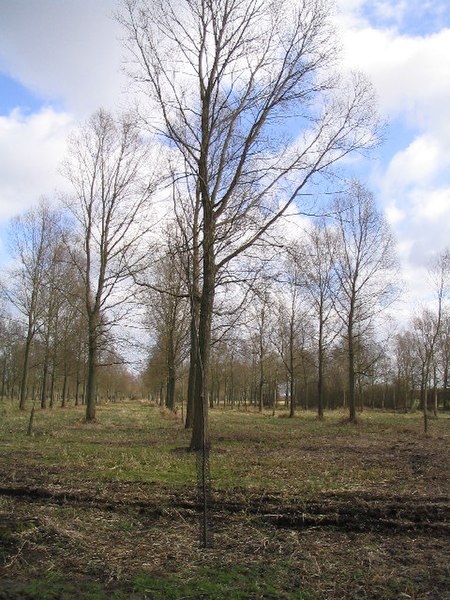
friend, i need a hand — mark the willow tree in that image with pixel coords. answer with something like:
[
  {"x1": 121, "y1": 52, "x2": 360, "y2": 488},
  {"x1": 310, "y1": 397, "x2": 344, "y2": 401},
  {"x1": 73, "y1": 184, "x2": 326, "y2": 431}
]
[
  {"x1": 62, "y1": 109, "x2": 154, "y2": 422},
  {"x1": 120, "y1": 0, "x2": 380, "y2": 449}
]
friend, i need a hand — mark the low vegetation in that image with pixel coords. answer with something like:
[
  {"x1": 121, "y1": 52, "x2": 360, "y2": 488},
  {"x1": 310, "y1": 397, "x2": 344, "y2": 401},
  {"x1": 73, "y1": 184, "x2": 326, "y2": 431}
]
[{"x1": 1, "y1": 400, "x2": 449, "y2": 599}]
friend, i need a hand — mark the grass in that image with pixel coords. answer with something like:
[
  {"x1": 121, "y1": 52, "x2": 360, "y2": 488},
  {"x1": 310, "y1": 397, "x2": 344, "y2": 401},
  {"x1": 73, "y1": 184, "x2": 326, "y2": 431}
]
[
  {"x1": 0, "y1": 398, "x2": 449, "y2": 599},
  {"x1": 132, "y1": 564, "x2": 317, "y2": 600}
]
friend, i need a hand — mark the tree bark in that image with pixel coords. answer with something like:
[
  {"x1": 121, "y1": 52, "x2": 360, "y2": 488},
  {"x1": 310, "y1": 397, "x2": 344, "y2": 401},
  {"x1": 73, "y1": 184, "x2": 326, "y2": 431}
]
[
  {"x1": 189, "y1": 208, "x2": 215, "y2": 450},
  {"x1": 19, "y1": 331, "x2": 33, "y2": 411},
  {"x1": 317, "y1": 319, "x2": 324, "y2": 419},
  {"x1": 85, "y1": 314, "x2": 98, "y2": 421},
  {"x1": 348, "y1": 317, "x2": 357, "y2": 423}
]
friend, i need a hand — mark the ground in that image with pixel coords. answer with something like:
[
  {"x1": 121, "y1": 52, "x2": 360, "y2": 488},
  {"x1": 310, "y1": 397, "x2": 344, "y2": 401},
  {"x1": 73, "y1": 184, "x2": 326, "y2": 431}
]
[{"x1": 0, "y1": 400, "x2": 449, "y2": 599}]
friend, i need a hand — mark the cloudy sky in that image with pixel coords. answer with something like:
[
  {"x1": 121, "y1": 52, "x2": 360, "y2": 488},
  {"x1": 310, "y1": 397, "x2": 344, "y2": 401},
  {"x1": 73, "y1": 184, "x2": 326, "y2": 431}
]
[{"x1": 0, "y1": 0, "x2": 449, "y2": 314}]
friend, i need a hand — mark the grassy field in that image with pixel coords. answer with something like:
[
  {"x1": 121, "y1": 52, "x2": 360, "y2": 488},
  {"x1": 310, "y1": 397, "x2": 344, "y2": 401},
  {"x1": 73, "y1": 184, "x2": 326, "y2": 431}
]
[{"x1": 0, "y1": 399, "x2": 449, "y2": 599}]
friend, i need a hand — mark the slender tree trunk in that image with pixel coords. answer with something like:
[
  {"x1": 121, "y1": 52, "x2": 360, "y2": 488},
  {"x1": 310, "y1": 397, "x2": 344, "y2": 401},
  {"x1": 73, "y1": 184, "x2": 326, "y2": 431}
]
[
  {"x1": 49, "y1": 369, "x2": 55, "y2": 408},
  {"x1": 40, "y1": 359, "x2": 49, "y2": 409},
  {"x1": 166, "y1": 367, "x2": 176, "y2": 411},
  {"x1": 258, "y1": 363, "x2": 264, "y2": 413},
  {"x1": 433, "y1": 364, "x2": 438, "y2": 417},
  {"x1": 348, "y1": 317, "x2": 357, "y2": 423},
  {"x1": 423, "y1": 380, "x2": 428, "y2": 434},
  {"x1": 184, "y1": 189, "x2": 200, "y2": 429},
  {"x1": 75, "y1": 367, "x2": 81, "y2": 406},
  {"x1": 289, "y1": 374, "x2": 295, "y2": 418},
  {"x1": 318, "y1": 326, "x2": 324, "y2": 419},
  {"x1": 1, "y1": 356, "x2": 7, "y2": 399},
  {"x1": 61, "y1": 372, "x2": 68, "y2": 408},
  {"x1": 185, "y1": 308, "x2": 198, "y2": 428},
  {"x1": 85, "y1": 314, "x2": 98, "y2": 421},
  {"x1": 19, "y1": 331, "x2": 33, "y2": 410},
  {"x1": 272, "y1": 375, "x2": 277, "y2": 416}
]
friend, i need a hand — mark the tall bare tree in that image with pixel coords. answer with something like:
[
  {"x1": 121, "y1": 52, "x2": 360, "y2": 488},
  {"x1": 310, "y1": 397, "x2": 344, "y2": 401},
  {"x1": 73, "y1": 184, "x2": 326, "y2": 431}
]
[
  {"x1": 295, "y1": 223, "x2": 337, "y2": 419},
  {"x1": 273, "y1": 262, "x2": 305, "y2": 417},
  {"x1": 394, "y1": 330, "x2": 420, "y2": 412},
  {"x1": 120, "y1": 0, "x2": 381, "y2": 448},
  {"x1": 436, "y1": 310, "x2": 450, "y2": 412},
  {"x1": 412, "y1": 249, "x2": 450, "y2": 431},
  {"x1": 144, "y1": 249, "x2": 190, "y2": 411},
  {"x1": 332, "y1": 180, "x2": 398, "y2": 423},
  {"x1": 61, "y1": 109, "x2": 155, "y2": 421},
  {"x1": 5, "y1": 200, "x2": 64, "y2": 410}
]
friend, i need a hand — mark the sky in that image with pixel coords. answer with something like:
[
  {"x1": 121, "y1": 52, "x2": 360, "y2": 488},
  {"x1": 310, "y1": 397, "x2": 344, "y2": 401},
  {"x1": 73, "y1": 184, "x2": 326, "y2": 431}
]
[{"x1": 0, "y1": 0, "x2": 449, "y2": 319}]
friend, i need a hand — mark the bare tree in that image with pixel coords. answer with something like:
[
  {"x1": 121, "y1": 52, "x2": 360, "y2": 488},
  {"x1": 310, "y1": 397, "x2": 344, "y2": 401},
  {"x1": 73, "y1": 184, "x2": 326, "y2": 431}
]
[
  {"x1": 272, "y1": 262, "x2": 306, "y2": 417},
  {"x1": 249, "y1": 284, "x2": 273, "y2": 413},
  {"x1": 61, "y1": 109, "x2": 155, "y2": 421},
  {"x1": 332, "y1": 180, "x2": 398, "y2": 423},
  {"x1": 144, "y1": 249, "x2": 190, "y2": 411},
  {"x1": 295, "y1": 223, "x2": 337, "y2": 419},
  {"x1": 394, "y1": 330, "x2": 419, "y2": 412},
  {"x1": 436, "y1": 310, "x2": 450, "y2": 412},
  {"x1": 5, "y1": 200, "x2": 64, "y2": 410},
  {"x1": 412, "y1": 249, "x2": 450, "y2": 431},
  {"x1": 120, "y1": 0, "x2": 381, "y2": 449}
]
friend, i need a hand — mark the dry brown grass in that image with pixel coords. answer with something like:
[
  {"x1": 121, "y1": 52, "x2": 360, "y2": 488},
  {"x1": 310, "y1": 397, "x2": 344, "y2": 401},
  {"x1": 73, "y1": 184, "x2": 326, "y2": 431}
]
[{"x1": 0, "y1": 401, "x2": 449, "y2": 598}]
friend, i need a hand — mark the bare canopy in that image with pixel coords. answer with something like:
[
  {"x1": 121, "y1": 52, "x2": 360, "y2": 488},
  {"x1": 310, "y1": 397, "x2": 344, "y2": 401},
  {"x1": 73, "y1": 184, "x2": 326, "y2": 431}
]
[{"x1": 119, "y1": 0, "x2": 381, "y2": 448}]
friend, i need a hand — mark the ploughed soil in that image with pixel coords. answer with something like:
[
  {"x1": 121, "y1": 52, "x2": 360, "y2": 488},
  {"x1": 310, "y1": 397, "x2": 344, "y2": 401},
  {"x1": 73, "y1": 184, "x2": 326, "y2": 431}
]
[{"x1": 0, "y1": 411, "x2": 449, "y2": 599}]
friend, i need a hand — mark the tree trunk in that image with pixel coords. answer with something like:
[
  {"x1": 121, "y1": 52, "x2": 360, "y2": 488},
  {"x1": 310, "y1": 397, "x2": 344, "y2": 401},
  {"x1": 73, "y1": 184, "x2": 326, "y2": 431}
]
[
  {"x1": 423, "y1": 380, "x2": 428, "y2": 434},
  {"x1": 189, "y1": 205, "x2": 215, "y2": 451},
  {"x1": 185, "y1": 310, "x2": 198, "y2": 428},
  {"x1": 166, "y1": 367, "x2": 176, "y2": 411},
  {"x1": 85, "y1": 314, "x2": 98, "y2": 421},
  {"x1": 75, "y1": 368, "x2": 81, "y2": 406},
  {"x1": 317, "y1": 329, "x2": 324, "y2": 419},
  {"x1": 40, "y1": 360, "x2": 49, "y2": 409},
  {"x1": 189, "y1": 282, "x2": 214, "y2": 450},
  {"x1": 289, "y1": 374, "x2": 295, "y2": 418},
  {"x1": 61, "y1": 372, "x2": 68, "y2": 408},
  {"x1": 1, "y1": 356, "x2": 7, "y2": 399},
  {"x1": 433, "y1": 365, "x2": 438, "y2": 417},
  {"x1": 19, "y1": 332, "x2": 33, "y2": 411},
  {"x1": 348, "y1": 318, "x2": 357, "y2": 422}
]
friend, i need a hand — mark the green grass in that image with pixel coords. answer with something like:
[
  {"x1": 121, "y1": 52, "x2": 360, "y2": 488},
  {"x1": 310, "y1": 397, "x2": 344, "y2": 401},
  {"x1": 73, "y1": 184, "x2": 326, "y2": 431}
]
[
  {"x1": 22, "y1": 573, "x2": 107, "y2": 600},
  {"x1": 1, "y1": 399, "x2": 448, "y2": 494},
  {"x1": 2, "y1": 566, "x2": 316, "y2": 600},
  {"x1": 1, "y1": 399, "x2": 449, "y2": 599},
  {"x1": 132, "y1": 565, "x2": 317, "y2": 599}
]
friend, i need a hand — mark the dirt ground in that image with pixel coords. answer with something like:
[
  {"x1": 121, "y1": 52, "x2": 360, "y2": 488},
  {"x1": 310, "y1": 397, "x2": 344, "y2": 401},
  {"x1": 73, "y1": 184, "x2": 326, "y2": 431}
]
[{"x1": 0, "y1": 409, "x2": 449, "y2": 599}]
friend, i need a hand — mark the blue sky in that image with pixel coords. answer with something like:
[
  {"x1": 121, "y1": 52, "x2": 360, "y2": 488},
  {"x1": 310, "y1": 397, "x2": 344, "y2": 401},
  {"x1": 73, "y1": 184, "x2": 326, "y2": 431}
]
[
  {"x1": 0, "y1": 0, "x2": 449, "y2": 315},
  {"x1": 0, "y1": 73, "x2": 44, "y2": 115}
]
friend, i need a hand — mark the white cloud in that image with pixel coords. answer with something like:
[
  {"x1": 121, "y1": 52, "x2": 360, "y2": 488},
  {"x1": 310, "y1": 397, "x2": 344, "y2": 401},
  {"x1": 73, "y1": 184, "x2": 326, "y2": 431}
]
[
  {"x1": 333, "y1": 0, "x2": 450, "y2": 309},
  {"x1": 384, "y1": 202, "x2": 405, "y2": 225},
  {"x1": 384, "y1": 134, "x2": 446, "y2": 192},
  {"x1": 0, "y1": 108, "x2": 74, "y2": 220},
  {"x1": 410, "y1": 186, "x2": 450, "y2": 224},
  {"x1": 0, "y1": 0, "x2": 127, "y2": 116},
  {"x1": 338, "y1": 25, "x2": 450, "y2": 129}
]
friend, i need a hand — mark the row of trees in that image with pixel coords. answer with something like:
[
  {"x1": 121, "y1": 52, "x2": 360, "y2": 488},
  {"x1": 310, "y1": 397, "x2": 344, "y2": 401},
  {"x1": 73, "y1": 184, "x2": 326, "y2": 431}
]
[
  {"x1": 142, "y1": 188, "x2": 450, "y2": 428},
  {"x1": 1, "y1": 0, "x2": 447, "y2": 447},
  {"x1": 0, "y1": 198, "x2": 141, "y2": 411}
]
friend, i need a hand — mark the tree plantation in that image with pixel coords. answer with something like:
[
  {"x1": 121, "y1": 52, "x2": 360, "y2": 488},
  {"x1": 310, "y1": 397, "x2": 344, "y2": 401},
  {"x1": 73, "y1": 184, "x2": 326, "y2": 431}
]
[
  {"x1": 1, "y1": 1, "x2": 449, "y2": 598},
  {"x1": 1, "y1": 185, "x2": 449, "y2": 430},
  {"x1": 1, "y1": 0, "x2": 449, "y2": 432}
]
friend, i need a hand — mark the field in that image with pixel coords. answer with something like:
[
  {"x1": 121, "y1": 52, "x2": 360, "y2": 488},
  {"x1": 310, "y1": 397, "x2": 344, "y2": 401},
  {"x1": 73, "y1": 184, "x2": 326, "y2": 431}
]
[{"x1": 0, "y1": 400, "x2": 449, "y2": 599}]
